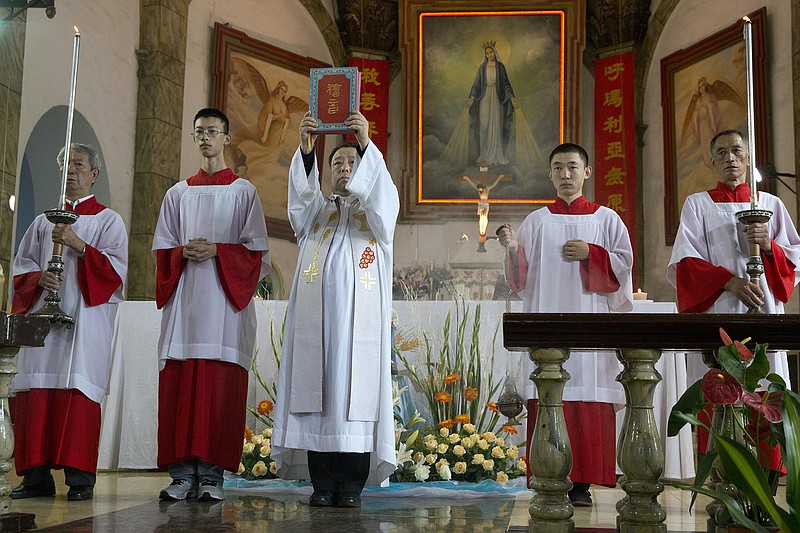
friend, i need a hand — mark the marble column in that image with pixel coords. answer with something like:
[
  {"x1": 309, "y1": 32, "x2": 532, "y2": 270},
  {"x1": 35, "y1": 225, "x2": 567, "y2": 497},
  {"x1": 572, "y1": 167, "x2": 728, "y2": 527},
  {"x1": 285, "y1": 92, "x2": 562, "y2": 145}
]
[
  {"x1": 127, "y1": 0, "x2": 191, "y2": 300},
  {"x1": 0, "y1": 10, "x2": 26, "y2": 310}
]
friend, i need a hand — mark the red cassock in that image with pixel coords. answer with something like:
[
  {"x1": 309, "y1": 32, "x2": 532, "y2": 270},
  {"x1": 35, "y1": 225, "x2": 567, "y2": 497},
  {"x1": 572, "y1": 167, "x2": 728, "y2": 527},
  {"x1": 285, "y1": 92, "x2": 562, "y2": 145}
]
[
  {"x1": 154, "y1": 168, "x2": 269, "y2": 472},
  {"x1": 11, "y1": 197, "x2": 126, "y2": 474},
  {"x1": 507, "y1": 197, "x2": 633, "y2": 488}
]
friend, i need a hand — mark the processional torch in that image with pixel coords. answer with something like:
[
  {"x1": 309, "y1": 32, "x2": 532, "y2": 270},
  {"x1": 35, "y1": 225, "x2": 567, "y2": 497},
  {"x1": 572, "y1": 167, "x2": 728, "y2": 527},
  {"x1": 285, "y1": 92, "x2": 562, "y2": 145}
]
[
  {"x1": 734, "y1": 16, "x2": 772, "y2": 314},
  {"x1": 29, "y1": 27, "x2": 82, "y2": 328}
]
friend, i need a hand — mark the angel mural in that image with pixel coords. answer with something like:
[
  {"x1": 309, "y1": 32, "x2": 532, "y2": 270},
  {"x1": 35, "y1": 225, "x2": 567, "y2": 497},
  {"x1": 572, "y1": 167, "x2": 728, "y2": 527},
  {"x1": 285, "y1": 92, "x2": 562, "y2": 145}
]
[
  {"x1": 226, "y1": 56, "x2": 308, "y2": 178},
  {"x1": 681, "y1": 77, "x2": 745, "y2": 169}
]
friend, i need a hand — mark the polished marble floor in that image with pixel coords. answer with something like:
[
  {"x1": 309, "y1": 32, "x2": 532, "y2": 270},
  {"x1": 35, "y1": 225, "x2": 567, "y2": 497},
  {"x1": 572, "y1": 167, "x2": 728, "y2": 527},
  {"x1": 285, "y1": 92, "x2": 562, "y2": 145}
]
[{"x1": 4, "y1": 469, "x2": 738, "y2": 532}]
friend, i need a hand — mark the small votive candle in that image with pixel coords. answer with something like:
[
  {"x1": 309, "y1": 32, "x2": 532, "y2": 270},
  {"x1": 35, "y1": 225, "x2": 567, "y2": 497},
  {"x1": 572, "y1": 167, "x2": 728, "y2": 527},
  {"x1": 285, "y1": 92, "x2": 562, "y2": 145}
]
[{"x1": 633, "y1": 289, "x2": 648, "y2": 300}]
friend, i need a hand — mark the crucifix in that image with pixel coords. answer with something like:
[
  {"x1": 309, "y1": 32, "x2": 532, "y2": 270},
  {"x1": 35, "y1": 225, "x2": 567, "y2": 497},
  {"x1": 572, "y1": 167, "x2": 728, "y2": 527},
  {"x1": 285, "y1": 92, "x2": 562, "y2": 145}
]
[
  {"x1": 303, "y1": 262, "x2": 320, "y2": 283},
  {"x1": 460, "y1": 163, "x2": 505, "y2": 252}
]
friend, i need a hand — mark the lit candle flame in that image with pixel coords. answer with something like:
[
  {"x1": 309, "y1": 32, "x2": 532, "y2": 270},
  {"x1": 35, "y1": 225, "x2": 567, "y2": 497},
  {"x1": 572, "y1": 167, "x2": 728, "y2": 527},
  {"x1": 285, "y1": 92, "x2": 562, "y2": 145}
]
[
  {"x1": 74, "y1": 26, "x2": 80, "y2": 36},
  {"x1": 742, "y1": 16, "x2": 750, "y2": 23}
]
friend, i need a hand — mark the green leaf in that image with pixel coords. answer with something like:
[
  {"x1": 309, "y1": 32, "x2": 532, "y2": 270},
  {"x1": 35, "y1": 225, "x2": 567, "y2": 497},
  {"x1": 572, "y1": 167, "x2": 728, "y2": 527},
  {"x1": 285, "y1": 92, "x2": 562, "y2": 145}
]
[
  {"x1": 743, "y1": 343, "x2": 771, "y2": 392},
  {"x1": 782, "y1": 392, "x2": 800, "y2": 521},
  {"x1": 668, "y1": 380, "x2": 706, "y2": 436},
  {"x1": 713, "y1": 434, "x2": 796, "y2": 531},
  {"x1": 672, "y1": 481, "x2": 771, "y2": 533},
  {"x1": 717, "y1": 345, "x2": 746, "y2": 385}
]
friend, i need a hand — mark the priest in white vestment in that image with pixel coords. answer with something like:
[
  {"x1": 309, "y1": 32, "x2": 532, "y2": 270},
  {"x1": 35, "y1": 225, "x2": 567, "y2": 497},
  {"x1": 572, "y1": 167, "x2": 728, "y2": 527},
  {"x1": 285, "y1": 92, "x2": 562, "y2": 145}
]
[
  {"x1": 153, "y1": 108, "x2": 270, "y2": 501},
  {"x1": 11, "y1": 143, "x2": 128, "y2": 501},
  {"x1": 498, "y1": 143, "x2": 633, "y2": 507},
  {"x1": 668, "y1": 129, "x2": 800, "y2": 463},
  {"x1": 271, "y1": 111, "x2": 399, "y2": 508}
]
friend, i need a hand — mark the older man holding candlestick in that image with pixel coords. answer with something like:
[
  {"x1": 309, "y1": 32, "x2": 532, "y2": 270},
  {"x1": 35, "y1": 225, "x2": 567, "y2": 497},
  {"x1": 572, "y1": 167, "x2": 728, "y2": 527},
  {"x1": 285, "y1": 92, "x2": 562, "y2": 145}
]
[
  {"x1": 668, "y1": 129, "x2": 800, "y2": 456},
  {"x1": 10, "y1": 143, "x2": 128, "y2": 501}
]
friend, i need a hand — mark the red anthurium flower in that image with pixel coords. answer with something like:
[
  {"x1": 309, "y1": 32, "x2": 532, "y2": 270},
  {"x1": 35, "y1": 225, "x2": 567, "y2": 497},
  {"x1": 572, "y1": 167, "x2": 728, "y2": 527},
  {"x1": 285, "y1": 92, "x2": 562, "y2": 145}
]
[
  {"x1": 719, "y1": 327, "x2": 734, "y2": 347},
  {"x1": 745, "y1": 412, "x2": 773, "y2": 444},
  {"x1": 701, "y1": 370, "x2": 743, "y2": 404},
  {"x1": 742, "y1": 390, "x2": 783, "y2": 423},
  {"x1": 733, "y1": 340, "x2": 754, "y2": 361}
]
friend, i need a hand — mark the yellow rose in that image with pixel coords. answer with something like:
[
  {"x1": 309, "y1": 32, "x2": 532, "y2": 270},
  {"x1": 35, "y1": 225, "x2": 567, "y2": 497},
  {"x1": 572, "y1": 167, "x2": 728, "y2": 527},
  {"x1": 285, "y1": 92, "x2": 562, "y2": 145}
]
[
  {"x1": 437, "y1": 443, "x2": 449, "y2": 454},
  {"x1": 453, "y1": 445, "x2": 466, "y2": 457},
  {"x1": 482, "y1": 459, "x2": 494, "y2": 471},
  {"x1": 471, "y1": 454, "x2": 485, "y2": 465},
  {"x1": 491, "y1": 446, "x2": 505, "y2": 459},
  {"x1": 260, "y1": 445, "x2": 271, "y2": 457},
  {"x1": 269, "y1": 461, "x2": 278, "y2": 474},
  {"x1": 463, "y1": 423, "x2": 476, "y2": 434},
  {"x1": 243, "y1": 442, "x2": 255, "y2": 453},
  {"x1": 483, "y1": 431, "x2": 496, "y2": 443},
  {"x1": 461, "y1": 437, "x2": 473, "y2": 449},
  {"x1": 237, "y1": 462, "x2": 245, "y2": 475},
  {"x1": 439, "y1": 427, "x2": 450, "y2": 438},
  {"x1": 495, "y1": 437, "x2": 506, "y2": 448},
  {"x1": 413, "y1": 452, "x2": 425, "y2": 463},
  {"x1": 496, "y1": 471, "x2": 509, "y2": 483},
  {"x1": 453, "y1": 462, "x2": 467, "y2": 474},
  {"x1": 426, "y1": 440, "x2": 438, "y2": 450},
  {"x1": 507, "y1": 446, "x2": 519, "y2": 459},
  {"x1": 470, "y1": 434, "x2": 480, "y2": 445},
  {"x1": 448, "y1": 434, "x2": 460, "y2": 444},
  {"x1": 252, "y1": 434, "x2": 264, "y2": 446},
  {"x1": 262, "y1": 428, "x2": 273, "y2": 438},
  {"x1": 477, "y1": 439, "x2": 490, "y2": 451},
  {"x1": 425, "y1": 454, "x2": 437, "y2": 464},
  {"x1": 517, "y1": 459, "x2": 527, "y2": 472},
  {"x1": 251, "y1": 460, "x2": 268, "y2": 477}
]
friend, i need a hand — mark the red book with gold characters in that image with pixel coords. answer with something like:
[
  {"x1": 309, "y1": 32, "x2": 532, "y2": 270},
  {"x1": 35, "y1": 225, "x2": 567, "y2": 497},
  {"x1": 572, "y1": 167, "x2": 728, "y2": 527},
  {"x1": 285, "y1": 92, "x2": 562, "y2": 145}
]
[{"x1": 309, "y1": 66, "x2": 361, "y2": 133}]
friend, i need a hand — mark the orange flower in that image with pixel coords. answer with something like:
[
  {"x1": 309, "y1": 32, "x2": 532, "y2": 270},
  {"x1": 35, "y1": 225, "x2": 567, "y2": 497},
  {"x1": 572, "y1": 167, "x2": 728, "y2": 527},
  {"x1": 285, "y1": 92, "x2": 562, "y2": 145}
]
[
  {"x1": 463, "y1": 386, "x2": 479, "y2": 401},
  {"x1": 454, "y1": 413, "x2": 471, "y2": 424},
  {"x1": 486, "y1": 401, "x2": 499, "y2": 413},
  {"x1": 443, "y1": 373, "x2": 460, "y2": 385},
  {"x1": 244, "y1": 426, "x2": 253, "y2": 440},
  {"x1": 437, "y1": 419, "x2": 454, "y2": 429},
  {"x1": 502, "y1": 425, "x2": 519, "y2": 435},
  {"x1": 435, "y1": 391, "x2": 453, "y2": 403},
  {"x1": 257, "y1": 399, "x2": 274, "y2": 415}
]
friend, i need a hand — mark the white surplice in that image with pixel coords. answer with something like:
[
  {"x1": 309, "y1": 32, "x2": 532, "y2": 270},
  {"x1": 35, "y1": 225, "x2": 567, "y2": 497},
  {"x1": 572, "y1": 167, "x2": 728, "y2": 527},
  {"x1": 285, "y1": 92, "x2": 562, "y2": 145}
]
[
  {"x1": 668, "y1": 191, "x2": 800, "y2": 385},
  {"x1": 272, "y1": 143, "x2": 399, "y2": 486},
  {"x1": 12, "y1": 208, "x2": 128, "y2": 403},
  {"x1": 152, "y1": 178, "x2": 270, "y2": 370},
  {"x1": 515, "y1": 207, "x2": 634, "y2": 403}
]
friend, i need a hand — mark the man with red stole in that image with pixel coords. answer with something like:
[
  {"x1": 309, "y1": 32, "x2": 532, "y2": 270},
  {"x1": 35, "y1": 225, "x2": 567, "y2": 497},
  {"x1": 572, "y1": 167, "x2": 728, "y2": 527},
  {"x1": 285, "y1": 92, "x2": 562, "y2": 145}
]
[
  {"x1": 498, "y1": 143, "x2": 633, "y2": 507},
  {"x1": 11, "y1": 143, "x2": 128, "y2": 501},
  {"x1": 668, "y1": 129, "x2": 800, "y2": 462},
  {"x1": 153, "y1": 108, "x2": 270, "y2": 501}
]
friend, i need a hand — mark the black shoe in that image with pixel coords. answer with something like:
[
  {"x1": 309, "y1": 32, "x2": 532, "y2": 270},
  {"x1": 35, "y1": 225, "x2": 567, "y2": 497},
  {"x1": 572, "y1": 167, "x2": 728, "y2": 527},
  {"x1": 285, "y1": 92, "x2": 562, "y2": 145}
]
[
  {"x1": 67, "y1": 485, "x2": 94, "y2": 501},
  {"x1": 336, "y1": 492, "x2": 361, "y2": 508},
  {"x1": 568, "y1": 486, "x2": 592, "y2": 507},
  {"x1": 309, "y1": 491, "x2": 334, "y2": 507},
  {"x1": 11, "y1": 476, "x2": 56, "y2": 499}
]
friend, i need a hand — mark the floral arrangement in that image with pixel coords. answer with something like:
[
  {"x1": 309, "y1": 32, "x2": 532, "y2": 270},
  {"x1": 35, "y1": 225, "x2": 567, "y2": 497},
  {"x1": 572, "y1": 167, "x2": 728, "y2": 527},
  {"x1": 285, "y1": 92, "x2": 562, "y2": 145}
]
[
  {"x1": 668, "y1": 328, "x2": 800, "y2": 532},
  {"x1": 236, "y1": 312, "x2": 284, "y2": 480},
  {"x1": 390, "y1": 422, "x2": 526, "y2": 483},
  {"x1": 393, "y1": 263, "x2": 455, "y2": 300}
]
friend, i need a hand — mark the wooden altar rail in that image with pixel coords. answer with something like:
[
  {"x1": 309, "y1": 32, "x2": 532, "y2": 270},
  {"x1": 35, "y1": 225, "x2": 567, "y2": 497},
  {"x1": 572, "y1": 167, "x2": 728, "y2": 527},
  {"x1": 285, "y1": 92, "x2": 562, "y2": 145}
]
[{"x1": 503, "y1": 313, "x2": 800, "y2": 533}]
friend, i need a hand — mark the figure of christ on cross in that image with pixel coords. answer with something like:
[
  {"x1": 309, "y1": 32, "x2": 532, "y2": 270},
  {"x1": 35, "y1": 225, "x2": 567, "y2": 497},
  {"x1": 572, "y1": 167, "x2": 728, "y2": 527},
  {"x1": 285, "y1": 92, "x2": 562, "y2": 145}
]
[{"x1": 461, "y1": 164, "x2": 505, "y2": 252}]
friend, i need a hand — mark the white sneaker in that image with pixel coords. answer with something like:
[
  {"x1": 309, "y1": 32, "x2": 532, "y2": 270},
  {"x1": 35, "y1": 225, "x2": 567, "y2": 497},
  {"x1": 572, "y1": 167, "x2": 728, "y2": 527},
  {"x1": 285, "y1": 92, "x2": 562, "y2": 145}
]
[
  {"x1": 197, "y1": 478, "x2": 223, "y2": 501},
  {"x1": 159, "y1": 478, "x2": 197, "y2": 500}
]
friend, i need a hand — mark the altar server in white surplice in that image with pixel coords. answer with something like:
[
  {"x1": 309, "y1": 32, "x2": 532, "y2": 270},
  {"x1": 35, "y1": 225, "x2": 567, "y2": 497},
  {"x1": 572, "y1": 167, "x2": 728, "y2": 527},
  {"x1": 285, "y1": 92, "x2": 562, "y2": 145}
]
[
  {"x1": 10, "y1": 143, "x2": 127, "y2": 502},
  {"x1": 272, "y1": 110, "x2": 399, "y2": 509},
  {"x1": 153, "y1": 108, "x2": 270, "y2": 502},
  {"x1": 668, "y1": 129, "x2": 800, "y2": 460},
  {"x1": 498, "y1": 143, "x2": 633, "y2": 508}
]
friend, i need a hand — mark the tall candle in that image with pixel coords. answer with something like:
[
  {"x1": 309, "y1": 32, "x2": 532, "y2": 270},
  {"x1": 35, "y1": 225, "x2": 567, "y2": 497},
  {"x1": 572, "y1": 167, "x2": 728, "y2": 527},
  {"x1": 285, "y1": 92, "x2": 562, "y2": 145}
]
[
  {"x1": 742, "y1": 16, "x2": 757, "y2": 208},
  {"x1": 58, "y1": 27, "x2": 81, "y2": 210}
]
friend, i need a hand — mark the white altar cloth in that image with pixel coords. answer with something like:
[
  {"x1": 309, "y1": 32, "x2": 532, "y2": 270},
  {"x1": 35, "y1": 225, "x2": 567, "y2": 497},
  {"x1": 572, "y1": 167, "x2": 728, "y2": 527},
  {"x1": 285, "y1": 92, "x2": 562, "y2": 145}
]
[{"x1": 96, "y1": 300, "x2": 694, "y2": 480}]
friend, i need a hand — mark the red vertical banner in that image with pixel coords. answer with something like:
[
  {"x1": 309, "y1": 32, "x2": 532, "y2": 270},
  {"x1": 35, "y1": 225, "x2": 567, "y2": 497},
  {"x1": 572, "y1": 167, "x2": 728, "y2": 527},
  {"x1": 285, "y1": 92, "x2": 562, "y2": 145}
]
[
  {"x1": 594, "y1": 52, "x2": 638, "y2": 287},
  {"x1": 348, "y1": 58, "x2": 390, "y2": 158}
]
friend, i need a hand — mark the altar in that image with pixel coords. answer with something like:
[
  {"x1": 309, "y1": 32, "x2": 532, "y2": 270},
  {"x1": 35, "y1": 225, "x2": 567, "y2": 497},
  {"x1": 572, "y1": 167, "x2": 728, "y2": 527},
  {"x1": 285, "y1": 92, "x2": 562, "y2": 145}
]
[{"x1": 96, "y1": 299, "x2": 694, "y2": 480}]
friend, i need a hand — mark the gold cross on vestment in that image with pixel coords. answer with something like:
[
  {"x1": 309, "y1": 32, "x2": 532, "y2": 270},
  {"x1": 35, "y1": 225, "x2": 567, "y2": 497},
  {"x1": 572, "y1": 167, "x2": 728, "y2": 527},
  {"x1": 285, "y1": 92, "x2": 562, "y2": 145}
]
[
  {"x1": 303, "y1": 262, "x2": 320, "y2": 283},
  {"x1": 359, "y1": 271, "x2": 377, "y2": 291}
]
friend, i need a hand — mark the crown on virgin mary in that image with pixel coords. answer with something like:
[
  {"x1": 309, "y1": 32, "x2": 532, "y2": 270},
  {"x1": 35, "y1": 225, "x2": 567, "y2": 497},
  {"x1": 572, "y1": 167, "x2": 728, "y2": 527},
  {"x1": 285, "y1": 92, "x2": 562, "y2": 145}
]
[{"x1": 481, "y1": 40, "x2": 497, "y2": 50}]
